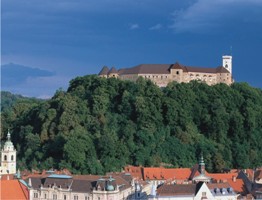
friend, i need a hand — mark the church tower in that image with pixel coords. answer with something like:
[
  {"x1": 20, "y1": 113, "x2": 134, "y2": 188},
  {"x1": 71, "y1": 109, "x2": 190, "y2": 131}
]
[
  {"x1": 222, "y1": 55, "x2": 232, "y2": 74},
  {"x1": 199, "y1": 154, "x2": 206, "y2": 175},
  {"x1": 1, "y1": 131, "x2": 17, "y2": 174}
]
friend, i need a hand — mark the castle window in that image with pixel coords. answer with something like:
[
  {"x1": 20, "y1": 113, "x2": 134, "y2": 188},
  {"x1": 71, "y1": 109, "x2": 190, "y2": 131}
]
[
  {"x1": 64, "y1": 195, "x2": 67, "y2": 200},
  {"x1": 4, "y1": 155, "x2": 7, "y2": 161},
  {"x1": 11, "y1": 155, "x2": 14, "y2": 161},
  {"x1": 176, "y1": 71, "x2": 179, "y2": 75},
  {"x1": 44, "y1": 193, "x2": 47, "y2": 199},
  {"x1": 53, "y1": 194, "x2": 57, "y2": 200}
]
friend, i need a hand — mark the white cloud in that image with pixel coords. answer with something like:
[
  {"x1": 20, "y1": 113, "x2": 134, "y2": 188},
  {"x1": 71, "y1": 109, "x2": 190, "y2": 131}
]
[
  {"x1": 171, "y1": 0, "x2": 262, "y2": 33},
  {"x1": 129, "y1": 23, "x2": 139, "y2": 30},
  {"x1": 149, "y1": 24, "x2": 162, "y2": 30}
]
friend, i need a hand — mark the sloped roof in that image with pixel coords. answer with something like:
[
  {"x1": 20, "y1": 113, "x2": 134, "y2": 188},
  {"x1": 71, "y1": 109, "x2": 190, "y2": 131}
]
[
  {"x1": 108, "y1": 67, "x2": 118, "y2": 74},
  {"x1": 227, "y1": 179, "x2": 246, "y2": 194},
  {"x1": 71, "y1": 179, "x2": 94, "y2": 193},
  {"x1": 206, "y1": 172, "x2": 238, "y2": 182},
  {"x1": 117, "y1": 63, "x2": 230, "y2": 75},
  {"x1": 170, "y1": 62, "x2": 186, "y2": 71},
  {"x1": 119, "y1": 64, "x2": 172, "y2": 75},
  {"x1": 143, "y1": 167, "x2": 191, "y2": 180},
  {"x1": 124, "y1": 166, "x2": 143, "y2": 180},
  {"x1": 98, "y1": 66, "x2": 110, "y2": 75},
  {"x1": 0, "y1": 180, "x2": 29, "y2": 200},
  {"x1": 157, "y1": 184, "x2": 196, "y2": 196}
]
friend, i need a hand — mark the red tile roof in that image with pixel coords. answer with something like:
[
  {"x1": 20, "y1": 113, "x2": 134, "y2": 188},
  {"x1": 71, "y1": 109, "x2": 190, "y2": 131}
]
[
  {"x1": 206, "y1": 172, "x2": 238, "y2": 182},
  {"x1": 143, "y1": 167, "x2": 191, "y2": 181},
  {"x1": 124, "y1": 166, "x2": 143, "y2": 180},
  {"x1": 227, "y1": 178, "x2": 246, "y2": 194},
  {"x1": 0, "y1": 179, "x2": 29, "y2": 200}
]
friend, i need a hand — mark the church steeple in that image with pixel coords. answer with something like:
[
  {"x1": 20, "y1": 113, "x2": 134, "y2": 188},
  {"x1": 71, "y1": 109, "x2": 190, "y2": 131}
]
[
  {"x1": 199, "y1": 154, "x2": 205, "y2": 175},
  {"x1": 7, "y1": 130, "x2": 11, "y2": 141},
  {"x1": 1, "y1": 130, "x2": 17, "y2": 175}
]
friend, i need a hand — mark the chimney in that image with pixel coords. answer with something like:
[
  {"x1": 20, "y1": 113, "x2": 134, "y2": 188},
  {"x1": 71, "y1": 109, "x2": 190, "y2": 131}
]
[{"x1": 232, "y1": 176, "x2": 236, "y2": 182}]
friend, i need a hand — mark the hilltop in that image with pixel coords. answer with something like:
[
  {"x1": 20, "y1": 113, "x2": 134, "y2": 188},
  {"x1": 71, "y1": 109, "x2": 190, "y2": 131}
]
[{"x1": 1, "y1": 75, "x2": 262, "y2": 174}]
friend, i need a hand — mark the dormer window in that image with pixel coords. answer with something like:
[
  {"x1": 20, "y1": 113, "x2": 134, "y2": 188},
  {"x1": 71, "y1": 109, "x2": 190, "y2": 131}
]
[{"x1": 176, "y1": 71, "x2": 179, "y2": 75}]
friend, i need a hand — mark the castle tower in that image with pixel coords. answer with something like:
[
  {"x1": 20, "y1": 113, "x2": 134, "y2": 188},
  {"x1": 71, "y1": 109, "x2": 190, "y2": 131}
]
[
  {"x1": 222, "y1": 55, "x2": 232, "y2": 74},
  {"x1": 1, "y1": 131, "x2": 17, "y2": 174}
]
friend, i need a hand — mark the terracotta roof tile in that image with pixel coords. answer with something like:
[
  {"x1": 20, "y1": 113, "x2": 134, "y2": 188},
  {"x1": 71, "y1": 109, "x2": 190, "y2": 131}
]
[
  {"x1": 0, "y1": 180, "x2": 29, "y2": 200},
  {"x1": 143, "y1": 167, "x2": 191, "y2": 180},
  {"x1": 206, "y1": 172, "x2": 238, "y2": 182},
  {"x1": 227, "y1": 179, "x2": 246, "y2": 194}
]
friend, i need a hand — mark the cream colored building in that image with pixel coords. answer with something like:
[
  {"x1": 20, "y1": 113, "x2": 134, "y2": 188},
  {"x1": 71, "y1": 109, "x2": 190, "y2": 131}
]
[
  {"x1": 99, "y1": 55, "x2": 233, "y2": 86},
  {"x1": 27, "y1": 173, "x2": 149, "y2": 200},
  {"x1": 0, "y1": 131, "x2": 17, "y2": 175}
]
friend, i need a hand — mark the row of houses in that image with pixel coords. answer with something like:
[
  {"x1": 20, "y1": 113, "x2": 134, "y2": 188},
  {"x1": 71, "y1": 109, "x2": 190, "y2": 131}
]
[{"x1": 1, "y1": 133, "x2": 262, "y2": 200}]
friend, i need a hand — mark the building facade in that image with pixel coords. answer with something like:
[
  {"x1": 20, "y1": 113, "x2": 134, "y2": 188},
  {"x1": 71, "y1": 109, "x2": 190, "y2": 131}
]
[
  {"x1": 26, "y1": 172, "x2": 149, "y2": 200},
  {"x1": 98, "y1": 55, "x2": 233, "y2": 86}
]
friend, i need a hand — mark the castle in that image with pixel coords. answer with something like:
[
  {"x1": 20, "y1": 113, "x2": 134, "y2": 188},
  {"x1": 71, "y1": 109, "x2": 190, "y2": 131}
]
[{"x1": 98, "y1": 55, "x2": 233, "y2": 86}]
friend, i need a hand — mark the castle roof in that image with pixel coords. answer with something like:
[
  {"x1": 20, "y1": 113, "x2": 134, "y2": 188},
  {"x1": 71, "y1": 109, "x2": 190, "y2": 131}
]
[
  {"x1": 98, "y1": 66, "x2": 109, "y2": 75},
  {"x1": 108, "y1": 67, "x2": 118, "y2": 74},
  {"x1": 118, "y1": 63, "x2": 230, "y2": 75},
  {"x1": 119, "y1": 64, "x2": 172, "y2": 75}
]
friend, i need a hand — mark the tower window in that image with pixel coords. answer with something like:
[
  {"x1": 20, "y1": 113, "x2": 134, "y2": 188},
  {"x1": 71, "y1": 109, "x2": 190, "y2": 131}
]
[
  {"x1": 11, "y1": 155, "x2": 14, "y2": 161},
  {"x1": 4, "y1": 155, "x2": 7, "y2": 161},
  {"x1": 176, "y1": 71, "x2": 179, "y2": 75}
]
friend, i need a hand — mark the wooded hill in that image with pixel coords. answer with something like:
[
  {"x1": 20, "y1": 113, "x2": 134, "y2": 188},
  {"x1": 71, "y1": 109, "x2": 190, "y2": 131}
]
[{"x1": 1, "y1": 75, "x2": 262, "y2": 174}]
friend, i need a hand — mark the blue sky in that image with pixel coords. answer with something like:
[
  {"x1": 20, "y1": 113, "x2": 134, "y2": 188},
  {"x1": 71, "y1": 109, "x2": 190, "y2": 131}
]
[{"x1": 1, "y1": 0, "x2": 262, "y2": 98}]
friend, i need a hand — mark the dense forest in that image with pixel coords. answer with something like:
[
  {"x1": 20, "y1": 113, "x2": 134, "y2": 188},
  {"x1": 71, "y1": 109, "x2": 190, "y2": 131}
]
[{"x1": 1, "y1": 76, "x2": 262, "y2": 174}]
